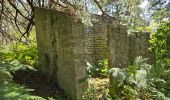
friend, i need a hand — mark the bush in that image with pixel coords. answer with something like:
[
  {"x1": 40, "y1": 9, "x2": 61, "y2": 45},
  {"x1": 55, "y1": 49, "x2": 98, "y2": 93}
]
[
  {"x1": 0, "y1": 43, "x2": 38, "y2": 67},
  {"x1": 0, "y1": 81, "x2": 45, "y2": 100},
  {"x1": 87, "y1": 59, "x2": 109, "y2": 77},
  {"x1": 0, "y1": 60, "x2": 45, "y2": 100},
  {"x1": 109, "y1": 56, "x2": 170, "y2": 100},
  {"x1": 150, "y1": 20, "x2": 170, "y2": 60}
]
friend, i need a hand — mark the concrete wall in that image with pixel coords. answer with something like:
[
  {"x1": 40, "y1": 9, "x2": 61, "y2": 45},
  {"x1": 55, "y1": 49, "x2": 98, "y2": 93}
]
[
  {"x1": 108, "y1": 25, "x2": 129, "y2": 68},
  {"x1": 34, "y1": 7, "x2": 153, "y2": 99},
  {"x1": 84, "y1": 15, "x2": 114, "y2": 64},
  {"x1": 108, "y1": 26, "x2": 151, "y2": 68},
  {"x1": 34, "y1": 7, "x2": 86, "y2": 100},
  {"x1": 108, "y1": 25, "x2": 152, "y2": 97},
  {"x1": 85, "y1": 19, "x2": 108, "y2": 64},
  {"x1": 128, "y1": 32, "x2": 151, "y2": 63}
]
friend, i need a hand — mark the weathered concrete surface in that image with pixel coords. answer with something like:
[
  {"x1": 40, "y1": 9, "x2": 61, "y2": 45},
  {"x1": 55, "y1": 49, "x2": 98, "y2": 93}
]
[
  {"x1": 84, "y1": 15, "x2": 115, "y2": 65},
  {"x1": 34, "y1": 7, "x2": 86, "y2": 100},
  {"x1": 107, "y1": 25, "x2": 129, "y2": 96},
  {"x1": 108, "y1": 25, "x2": 152, "y2": 96},
  {"x1": 85, "y1": 21, "x2": 108, "y2": 64},
  {"x1": 107, "y1": 25, "x2": 129, "y2": 69},
  {"x1": 34, "y1": 6, "x2": 153, "y2": 99},
  {"x1": 107, "y1": 26, "x2": 152, "y2": 68},
  {"x1": 128, "y1": 32, "x2": 152, "y2": 63}
]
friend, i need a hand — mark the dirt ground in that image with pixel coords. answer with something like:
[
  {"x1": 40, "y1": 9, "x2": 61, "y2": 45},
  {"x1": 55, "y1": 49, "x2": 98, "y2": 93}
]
[{"x1": 12, "y1": 69, "x2": 67, "y2": 99}]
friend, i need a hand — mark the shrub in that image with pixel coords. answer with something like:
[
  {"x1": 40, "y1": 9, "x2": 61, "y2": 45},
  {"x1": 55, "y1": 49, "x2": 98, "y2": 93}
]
[
  {"x1": 109, "y1": 56, "x2": 170, "y2": 100},
  {"x1": 86, "y1": 59, "x2": 109, "y2": 77},
  {"x1": 150, "y1": 20, "x2": 170, "y2": 60},
  {"x1": 0, "y1": 60, "x2": 45, "y2": 100},
  {"x1": 0, "y1": 81, "x2": 45, "y2": 100},
  {"x1": 0, "y1": 43, "x2": 38, "y2": 67},
  {"x1": 0, "y1": 59, "x2": 37, "y2": 82}
]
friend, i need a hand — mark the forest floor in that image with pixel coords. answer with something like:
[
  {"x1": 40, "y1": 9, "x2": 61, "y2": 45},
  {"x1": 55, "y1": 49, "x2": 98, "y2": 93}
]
[
  {"x1": 12, "y1": 69, "x2": 68, "y2": 100},
  {"x1": 12, "y1": 69, "x2": 109, "y2": 100},
  {"x1": 0, "y1": 67, "x2": 109, "y2": 100}
]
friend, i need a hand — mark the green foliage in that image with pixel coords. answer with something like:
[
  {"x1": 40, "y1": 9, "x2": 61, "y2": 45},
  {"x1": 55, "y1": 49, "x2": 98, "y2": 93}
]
[
  {"x1": 149, "y1": 0, "x2": 170, "y2": 22},
  {"x1": 84, "y1": 57, "x2": 170, "y2": 100},
  {"x1": 0, "y1": 81, "x2": 45, "y2": 100},
  {"x1": 148, "y1": 20, "x2": 170, "y2": 99},
  {"x1": 0, "y1": 43, "x2": 38, "y2": 67},
  {"x1": 109, "y1": 56, "x2": 170, "y2": 100},
  {"x1": 149, "y1": 59, "x2": 170, "y2": 97},
  {"x1": 0, "y1": 60, "x2": 45, "y2": 100},
  {"x1": 0, "y1": 59, "x2": 37, "y2": 83},
  {"x1": 87, "y1": 59, "x2": 109, "y2": 77},
  {"x1": 150, "y1": 20, "x2": 170, "y2": 60},
  {"x1": 0, "y1": 60, "x2": 36, "y2": 74}
]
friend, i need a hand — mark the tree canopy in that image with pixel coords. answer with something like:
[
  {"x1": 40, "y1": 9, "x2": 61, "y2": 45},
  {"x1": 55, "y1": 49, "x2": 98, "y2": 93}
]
[{"x1": 0, "y1": 0, "x2": 169, "y2": 43}]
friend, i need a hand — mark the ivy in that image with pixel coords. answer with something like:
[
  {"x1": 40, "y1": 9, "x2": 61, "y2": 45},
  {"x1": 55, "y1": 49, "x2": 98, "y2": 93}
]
[{"x1": 150, "y1": 20, "x2": 170, "y2": 60}]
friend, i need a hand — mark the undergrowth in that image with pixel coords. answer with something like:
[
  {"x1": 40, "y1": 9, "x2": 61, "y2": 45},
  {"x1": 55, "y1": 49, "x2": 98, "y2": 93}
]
[
  {"x1": 0, "y1": 60, "x2": 45, "y2": 100},
  {"x1": 109, "y1": 56, "x2": 170, "y2": 100},
  {"x1": 87, "y1": 59, "x2": 109, "y2": 77},
  {"x1": 0, "y1": 43, "x2": 38, "y2": 67},
  {"x1": 84, "y1": 56, "x2": 170, "y2": 100},
  {"x1": 0, "y1": 81, "x2": 45, "y2": 100}
]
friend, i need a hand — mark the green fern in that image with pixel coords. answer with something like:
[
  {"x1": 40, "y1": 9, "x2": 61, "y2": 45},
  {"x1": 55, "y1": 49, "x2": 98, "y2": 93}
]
[
  {"x1": 0, "y1": 81, "x2": 45, "y2": 100},
  {"x1": 109, "y1": 56, "x2": 170, "y2": 100}
]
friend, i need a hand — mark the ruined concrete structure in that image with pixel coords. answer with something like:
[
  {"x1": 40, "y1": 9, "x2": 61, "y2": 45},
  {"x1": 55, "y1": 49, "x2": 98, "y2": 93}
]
[
  {"x1": 35, "y1": 7, "x2": 86, "y2": 100},
  {"x1": 84, "y1": 19, "x2": 108, "y2": 63},
  {"x1": 35, "y1": 7, "x2": 152, "y2": 100},
  {"x1": 85, "y1": 16, "x2": 152, "y2": 67},
  {"x1": 108, "y1": 26, "x2": 152, "y2": 68}
]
